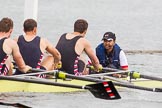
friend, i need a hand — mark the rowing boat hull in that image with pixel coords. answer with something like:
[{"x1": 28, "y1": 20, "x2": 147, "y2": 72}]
[
  {"x1": 0, "y1": 78, "x2": 162, "y2": 92},
  {"x1": 0, "y1": 79, "x2": 93, "y2": 92}
]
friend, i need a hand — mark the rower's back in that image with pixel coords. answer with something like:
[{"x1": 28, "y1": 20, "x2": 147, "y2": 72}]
[
  {"x1": 14, "y1": 19, "x2": 61, "y2": 76},
  {"x1": 56, "y1": 19, "x2": 101, "y2": 75}
]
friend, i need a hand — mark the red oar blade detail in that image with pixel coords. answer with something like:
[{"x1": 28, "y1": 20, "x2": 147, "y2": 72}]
[{"x1": 86, "y1": 81, "x2": 121, "y2": 100}]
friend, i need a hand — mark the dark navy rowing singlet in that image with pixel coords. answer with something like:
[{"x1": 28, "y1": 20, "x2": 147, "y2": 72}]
[
  {"x1": 56, "y1": 33, "x2": 84, "y2": 75},
  {"x1": 0, "y1": 37, "x2": 9, "y2": 75},
  {"x1": 15, "y1": 35, "x2": 44, "y2": 75}
]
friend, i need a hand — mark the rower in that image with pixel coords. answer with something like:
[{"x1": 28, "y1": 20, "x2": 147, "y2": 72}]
[
  {"x1": 0, "y1": 17, "x2": 31, "y2": 76},
  {"x1": 56, "y1": 19, "x2": 102, "y2": 76},
  {"x1": 14, "y1": 19, "x2": 61, "y2": 78}
]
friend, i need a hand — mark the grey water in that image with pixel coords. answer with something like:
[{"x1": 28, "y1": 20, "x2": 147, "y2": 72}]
[{"x1": 0, "y1": 0, "x2": 162, "y2": 108}]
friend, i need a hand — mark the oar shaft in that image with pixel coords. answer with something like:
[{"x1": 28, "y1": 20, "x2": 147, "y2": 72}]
[
  {"x1": 0, "y1": 102, "x2": 31, "y2": 108},
  {"x1": 84, "y1": 74, "x2": 130, "y2": 84},
  {"x1": 113, "y1": 82, "x2": 160, "y2": 92},
  {"x1": 58, "y1": 72, "x2": 162, "y2": 92},
  {"x1": 100, "y1": 67, "x2": 162, "y2": 82},
  {"x1": 87, "y1": 65, "x2": 131, "y2": 73},
  {"x1": 131, "y1": 72, "x2": 162, "y2": 82},
  {"x1": 140, "y1": 74, "x2": 162, "y2": 82},
  {"x1": 12, "y1": 70, "x2": 58, "y2": 77},
  {"x1": 85, "y1": 71, "x2": 129, "y2": 77},
  {"x1": 102, "y1": 67, "x2": 119, "y2": 72},
  {"x1": 102, "y1": 67, "x2": 133, "y2": 73},
  {"x1": 0, "y1": 76, "x2": 83, "y2": 89},
  {"x1": 58, "y1": 72, "x2": 102, "y2": 82},
  {"x1": 103, "y1": 76, "x2": 130, "y2": 84}
]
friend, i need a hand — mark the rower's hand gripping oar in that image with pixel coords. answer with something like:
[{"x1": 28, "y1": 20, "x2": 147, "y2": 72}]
[
  {"x1": 86, "y1": 65, "x2": 103, "y2": 72},
  {"x1": 0, "y1": 75, "x2": 121, "y2": 100}
]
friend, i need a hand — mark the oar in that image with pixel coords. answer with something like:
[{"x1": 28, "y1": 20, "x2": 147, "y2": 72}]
[
  {"x1": 129, "y1": 71, "x2": 162, "y2": 82},
  {"x1": 12, "y1": 70, "x2": 58, "y2": 77},
  {"x1": 90, "y1": 65, "x2": 162, "y2": 82},
  {"x1": 0, "y1": 76, "x2": 121, "y2": 100},
  {"x1": 0, "y1": 102, "x2": 31, "y2": 108},
  {"x1": 55, "y1": 71, "x2": 162, "y2": 92},
  {"x1": 100, "y1": 75, "x2": 130, "y2": 84},
  {"x1": 102, "y1": 67, "x2": 121, "y2": 72},
  {"x1": 83, "y1": 73, "x2": 130, "y2": 84},
  {"x1": 99, "y1": 67, "x2": 162, "y2": 82},
  {"x1": 85, "y1": 71, "x2": 130, "y2": 76},
  {"x1": 87, "y1": 65, "x2": 131, "y2": 74},
  {"x1": 16, "y1": 69, "x2": 162, "y2": 92}
]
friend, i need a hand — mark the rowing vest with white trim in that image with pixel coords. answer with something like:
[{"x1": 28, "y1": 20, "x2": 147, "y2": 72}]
[
  {"x1": 56, "y1": 33, "x2": 83, "y2": 75},
  {"x1": 15, "y1": 35, "x2": 45, "y2": 77},
  {"x1": 0, "y1": 37, "x2": 9, "y2": 75}
]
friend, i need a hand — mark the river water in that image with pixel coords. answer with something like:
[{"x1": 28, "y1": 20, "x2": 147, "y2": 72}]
[{"x1": 0, "y1": 0, "x2": 162, "y2": 108}]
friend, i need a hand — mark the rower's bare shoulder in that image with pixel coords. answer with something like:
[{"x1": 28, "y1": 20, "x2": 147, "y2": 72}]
[
  {"x1": 13, "y1": 36, "x2": 19, "y2": 42},
  {"x1": 78, "y1": 38, "x2": 89, "y2": 45},
  {"x1": 3, "y1": 38, "x2": 18, "y2": 54},
  {"x1": 81, "y1": 38, "x2": 91, "y2": 48},
  {"x1": 40, "y1": 37, "x2": 50, "y2": 44},
  {"x1": 5, "y1": 38, "x2": 17, "y2": 45},
  {"x1": 40, "y1": 37, "x2": 53, "y2": 50},
  {"x1": 40, "y1": 38, "x2": 49, "y2": 47}
]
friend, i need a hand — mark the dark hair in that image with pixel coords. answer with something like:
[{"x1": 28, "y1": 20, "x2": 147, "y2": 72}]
[
  {"x1": 0, "y1": 17, "x2": 13, "y2": 32},
  {"x1": 23, "y1": 19, "x2": 37, "y2": 32},
  {"x1": 74, "y1": 19, "x2": 88, "y2": 33}
]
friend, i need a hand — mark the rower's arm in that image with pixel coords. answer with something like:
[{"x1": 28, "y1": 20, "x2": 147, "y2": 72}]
[
  {"x1": 13, "y1": 37, "x2": 18, "y2": 42},
  {"x1": 10, "y1": 39, "x2": 31, "y2": 73},
  {"x1": 83, "y1": 39, "x2": 101, "y2": 71},
  {"x1": 44, "y1": 39, "x2": 61, "y2": 64}
]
